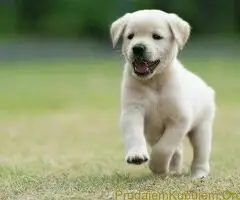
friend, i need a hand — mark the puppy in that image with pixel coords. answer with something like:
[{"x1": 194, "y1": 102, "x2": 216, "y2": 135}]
[{"x1": 110, "y1": 9, "x2": 216, "y2": 178}]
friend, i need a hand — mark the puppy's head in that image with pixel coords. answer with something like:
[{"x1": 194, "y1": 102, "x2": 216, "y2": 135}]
[{"x1": 110, "y1": 10, "x2": 190, "y2": 80}]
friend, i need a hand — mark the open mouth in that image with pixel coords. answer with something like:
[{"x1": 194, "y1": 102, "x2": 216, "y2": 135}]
[{"x1": 132, "y1": 59, "x2": 160, "y2": 76}]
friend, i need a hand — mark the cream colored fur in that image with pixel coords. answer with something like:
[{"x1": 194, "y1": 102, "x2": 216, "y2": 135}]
[{"x1": 110, "y1": 9, "x2": 216, "y2": 178}]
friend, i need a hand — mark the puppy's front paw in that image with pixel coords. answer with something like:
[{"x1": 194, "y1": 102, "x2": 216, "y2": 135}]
[{"x1": 125, "y1": 148, "x2": 149, "y2": 165}]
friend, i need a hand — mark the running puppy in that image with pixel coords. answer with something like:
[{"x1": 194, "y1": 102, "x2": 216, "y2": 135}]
[{"x1": 110, "y1": 9, "x2": 216, "y2": 178}]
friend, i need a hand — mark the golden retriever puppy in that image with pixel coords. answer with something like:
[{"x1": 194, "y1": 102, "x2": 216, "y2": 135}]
[{"x1": 110, "y1": 9, "x2": 216, "y2": 178}]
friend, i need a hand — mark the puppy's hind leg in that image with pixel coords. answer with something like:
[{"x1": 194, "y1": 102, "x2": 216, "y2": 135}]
[
  {"x1": 188, "y1": 118, "x2": 213, "y2": 178},
  {"x1": 149, "y1": 121, "x2": 189, "y2": 175},
  {"x1": 169, "y1": 144, "x2": 183, "y2": 174}
]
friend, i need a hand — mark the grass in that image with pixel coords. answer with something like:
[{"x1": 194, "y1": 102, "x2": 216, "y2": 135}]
[{"x1": 0, "y1": 57, "x2": 239, "y2": 199}]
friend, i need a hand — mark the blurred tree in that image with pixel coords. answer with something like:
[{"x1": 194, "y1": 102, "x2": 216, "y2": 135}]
[
  {"x1": 195, "y1": 0, "x2": 235, "y2": 34},
  {"x1": 235, "y1": 0, "x2": 240, "y2": 32},
  {"x1": 0, "y1": 0, "x2": 238, "y2": 38},
  {"x1": 15, "y1": 0, "x2": 50, "y2": 33},
  {"x1": 0, "y1": 0, "x2": 16, "y2": 34}
]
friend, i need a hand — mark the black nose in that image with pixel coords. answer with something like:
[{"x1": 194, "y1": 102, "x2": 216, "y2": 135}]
[{"x1": 132, "y1": 44, "x2": 145, "y2": 57}]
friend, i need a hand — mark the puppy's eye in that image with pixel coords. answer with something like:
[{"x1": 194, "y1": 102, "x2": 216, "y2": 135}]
[
  {"x1": 152, "y1": 34, "x2": 163, "y2": 40},
  {"x1": 127, "y1": 33, "x2": 134, "y2": 40}
]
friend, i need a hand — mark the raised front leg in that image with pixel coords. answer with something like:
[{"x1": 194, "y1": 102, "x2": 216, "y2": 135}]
[
  {"x1": 120, "y1": 106, "x2": 149, "y2": 165},
  {"x1": 149, "y1": 119, "x2": 189, "y2": 174}
]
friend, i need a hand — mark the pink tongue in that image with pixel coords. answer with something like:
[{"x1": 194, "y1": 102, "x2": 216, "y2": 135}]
[{"x1": 134, "y1": 62, "x2": 149, "y2": 73}]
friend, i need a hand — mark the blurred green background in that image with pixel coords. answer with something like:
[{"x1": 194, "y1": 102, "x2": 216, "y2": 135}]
[
  {"x1": 0, "y1": 0, "x2": 239, "y2": 61},
  {"x1": 0, "y1": 0, "x2": 238, "y2": 38},
  {"x1": 0, "y1": 1, "x2": 240, "y2": 199},
  {"x1": 0, "y1": 0, "x2": 239, "y2": 59}
]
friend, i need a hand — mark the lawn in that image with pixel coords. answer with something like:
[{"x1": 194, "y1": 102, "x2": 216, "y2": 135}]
[{"x1": 0, "y1": 58, "x2": 239, "y2": 200}]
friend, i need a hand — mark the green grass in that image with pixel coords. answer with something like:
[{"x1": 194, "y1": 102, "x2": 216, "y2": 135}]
[{"x1": 0, "y1": 58, "x2": 239, "y2": 199}]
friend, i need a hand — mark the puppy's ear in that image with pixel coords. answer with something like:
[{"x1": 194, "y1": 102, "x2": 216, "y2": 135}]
[
  {"x1": 110, "y1": 13, "x2": 131, "y2": 48},
  {"x1": 167, "y1": 13, "x2": 191, "y2": 50}
]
